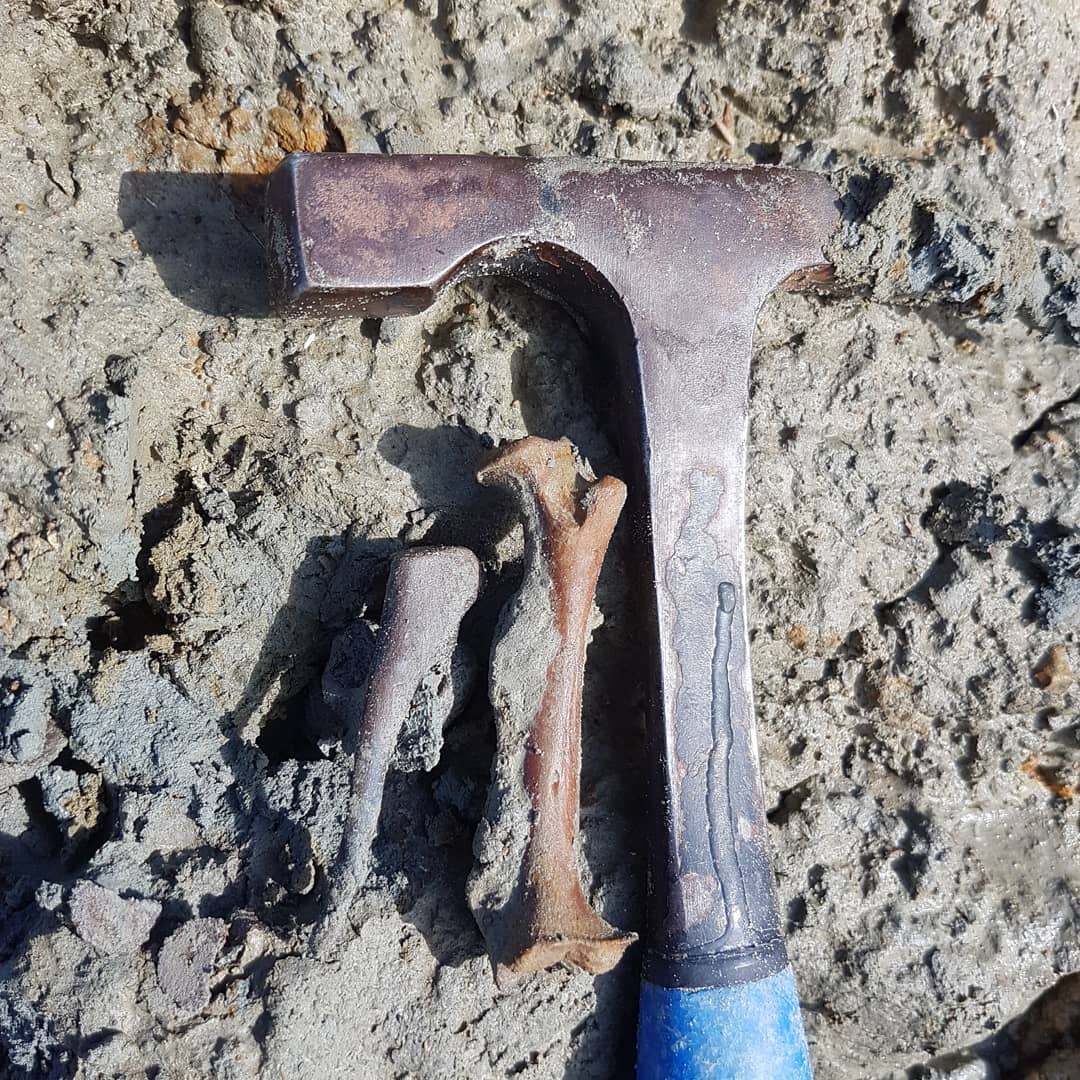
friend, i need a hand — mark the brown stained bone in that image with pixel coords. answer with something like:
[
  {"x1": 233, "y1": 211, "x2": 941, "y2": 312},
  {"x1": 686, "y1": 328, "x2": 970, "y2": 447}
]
[
  {"x1": 468, "y1": 436, "x2": 636, "y2": 986},
  {"x1": 316, "y1": 545, "x2": 480, "y2": 953}
]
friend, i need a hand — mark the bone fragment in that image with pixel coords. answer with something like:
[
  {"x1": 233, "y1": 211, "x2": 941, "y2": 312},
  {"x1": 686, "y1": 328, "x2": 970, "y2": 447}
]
[
  {"x1": 318, "y1": 545, "x2": 480, "y2": 950},
  {"x1": 468, "y1": 436, "x2": 637, "y2": 986}
]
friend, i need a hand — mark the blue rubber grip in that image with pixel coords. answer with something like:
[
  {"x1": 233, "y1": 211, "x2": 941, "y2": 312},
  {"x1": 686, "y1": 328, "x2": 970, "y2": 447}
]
[{"x1": 637, "y1": 967, "x2": 812, "y2": 1079}]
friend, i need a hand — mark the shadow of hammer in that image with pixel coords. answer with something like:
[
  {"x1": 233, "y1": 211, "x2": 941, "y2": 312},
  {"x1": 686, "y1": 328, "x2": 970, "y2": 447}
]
[{"x1": 265, "y1": 152, "x2": 838, "y2": 1079}]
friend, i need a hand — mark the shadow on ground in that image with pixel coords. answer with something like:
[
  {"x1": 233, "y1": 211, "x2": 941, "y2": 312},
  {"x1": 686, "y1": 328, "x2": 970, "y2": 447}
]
[{"x1": 118, "y1": 172, "x2": 270, "y2": 317}]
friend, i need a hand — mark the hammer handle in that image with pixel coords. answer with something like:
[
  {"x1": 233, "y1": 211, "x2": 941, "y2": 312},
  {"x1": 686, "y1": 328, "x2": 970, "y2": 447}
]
[{"x1": 637, "y1": 968, "x2": 812, "y2": 1079}]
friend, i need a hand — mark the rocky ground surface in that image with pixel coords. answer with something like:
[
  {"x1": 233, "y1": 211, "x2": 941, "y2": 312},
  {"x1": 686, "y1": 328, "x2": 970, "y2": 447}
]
[{"x1": 1, "y1": 1, "x2": 1078, "y2": 1077}]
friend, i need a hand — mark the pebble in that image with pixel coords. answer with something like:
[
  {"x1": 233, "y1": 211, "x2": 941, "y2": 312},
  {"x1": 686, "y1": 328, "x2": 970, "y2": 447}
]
[
  {"x1": 69, "y1": 881, "x2": 161, "y2": 956},
  {"x1": 156, "y1": 917, "x2": 229, "y2": 1016}
]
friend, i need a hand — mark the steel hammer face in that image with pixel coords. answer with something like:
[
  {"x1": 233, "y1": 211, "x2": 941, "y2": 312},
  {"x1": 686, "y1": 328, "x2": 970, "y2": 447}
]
[{"x1": 266, "y1": 154, "x2": 837, "y2": 990}]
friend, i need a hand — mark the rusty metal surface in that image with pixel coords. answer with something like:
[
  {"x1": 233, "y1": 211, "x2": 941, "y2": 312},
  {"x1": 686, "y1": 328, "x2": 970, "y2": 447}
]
[{"x1": 267, "y1": 152, "x2": 838, "y2": 989}]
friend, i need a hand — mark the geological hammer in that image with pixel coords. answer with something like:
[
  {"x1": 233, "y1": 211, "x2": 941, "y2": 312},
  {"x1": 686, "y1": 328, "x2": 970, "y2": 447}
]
[{"x1": 266, "y1": 153, "x2": 837, "y2": 1078}]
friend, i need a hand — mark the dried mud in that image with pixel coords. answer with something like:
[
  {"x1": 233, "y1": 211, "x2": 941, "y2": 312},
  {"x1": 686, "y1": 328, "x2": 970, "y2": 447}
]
[{"x1": 1, "y1": 2, "x2": 1078, "y2": 1077}]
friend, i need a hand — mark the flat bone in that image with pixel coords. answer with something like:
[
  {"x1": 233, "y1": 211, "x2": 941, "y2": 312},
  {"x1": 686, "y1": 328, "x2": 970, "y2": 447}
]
[
  {"x1": 468, "y1": 436, "x2": 636, "y2": 986},
  {"x1": 318, "y1": 545, "x2": 480, "y2": 948}
]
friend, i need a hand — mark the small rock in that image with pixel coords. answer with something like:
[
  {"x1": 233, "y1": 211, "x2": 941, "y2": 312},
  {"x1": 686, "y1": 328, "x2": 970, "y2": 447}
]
[
  {"x1": 934, "y1": 1058, "x2": 994, "y2": 1080},
  {"x1": 1045, "y1": 710, "x2": 1075, "y2": 734},
  {"x1": 581, "y1": 40, "x2": 686, "y2": 119},
  {"x1": 792, "y1": 656, "x2": 828, "y2": 682},
  {"x1": 156, "y1": 917, "x2": 229, "y2": 1016},
  {"x1": 378, "y1": 317, "x2": 403, "y2": 344},
  {"x1": 0, "y1": 671, "x2": 51, "y2": 765},
  {"x1": 319, "y1": 617, "x2": 377, "y2": 723},
  {"x1": 292, "y1": 394, "x2": 336, "y2": 433},
  {"x1": 69, "y1": 881, "x2": 161, "y2": 955},
  {"x1": 1034, "y1": 645, "x2": 1073, "y2": 693},
  {"x1": 189, "y1": 0, "x2": 244, "y2": 86},
  {"x1": 36, "y1": 881, "x2": 64, "y2": 911},
  {"x1": 39, "y1": 766, "x2": 104, "y2": 852},
  {"x1": 196, "y1": 487, "x2": 237, "y2": 525},
  {"x1": 926, "y1": 482, "x2": 1009, "y2": 553},
  {"x1": 1037, "y1": 572, "x2": 1080, "y2": 631},
  {"x1": 840, "y1": 661, "x2": 862, "y2": 692},
  {"x1": 103, "y1": 353, "x2": 139, "y2": 395}
]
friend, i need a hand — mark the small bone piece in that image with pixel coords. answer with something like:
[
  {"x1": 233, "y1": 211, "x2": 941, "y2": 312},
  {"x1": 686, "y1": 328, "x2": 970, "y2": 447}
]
[
  {"x1": 319, "y1": 546, "x2": 480, "y2": 948},
  {"x1": 468, "y1": 436, "x2": 637, "y2": 986}
]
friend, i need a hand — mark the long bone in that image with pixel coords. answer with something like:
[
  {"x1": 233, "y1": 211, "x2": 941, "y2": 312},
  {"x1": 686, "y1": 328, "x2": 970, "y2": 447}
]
[
  {"x1": 317, "y1": 545, "x2": 480, "y2": 950},
  {"x1": 468, "y1": 436, "x2": 636, "y2": 986}
]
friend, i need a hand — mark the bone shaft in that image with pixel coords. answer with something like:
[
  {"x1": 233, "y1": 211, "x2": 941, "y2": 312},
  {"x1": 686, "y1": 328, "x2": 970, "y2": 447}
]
[
  {"x1": 471, "y1": 437, "x2": 636, "y2": 982},
  {"x1": 521, "y1": 527, "x2": 606, "y2": 887},
  {"x1": 338, "y1": 547, "x2": 480, "y2": 884},
  {"x1": 340, "y1": 653, "x2": 414, "y2": 879}
]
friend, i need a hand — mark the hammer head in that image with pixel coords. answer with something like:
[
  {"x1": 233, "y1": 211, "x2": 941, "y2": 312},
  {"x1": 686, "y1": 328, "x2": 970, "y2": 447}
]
[
  {"x1": 266, "y1": 152, "x2": 837, "y2": 993},
  {"x1": 266, "y1": 153, "x2": 834, "y2": 319}
]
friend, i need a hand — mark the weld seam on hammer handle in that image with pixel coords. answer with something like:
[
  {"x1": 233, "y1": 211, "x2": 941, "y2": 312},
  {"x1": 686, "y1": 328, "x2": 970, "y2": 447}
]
[{"x1": 637, "y1": 568, "x2": 815, "y2": 1075}]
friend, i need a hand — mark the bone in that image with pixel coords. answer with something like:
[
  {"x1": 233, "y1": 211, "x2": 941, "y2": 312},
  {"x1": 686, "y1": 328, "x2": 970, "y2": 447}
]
[
  {"x1": 317, "y1": 545, "x2": 480, "y2": 951},
  {"x1": 468, "y1": 436, "x2": 637, "y2": 986}
]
